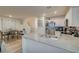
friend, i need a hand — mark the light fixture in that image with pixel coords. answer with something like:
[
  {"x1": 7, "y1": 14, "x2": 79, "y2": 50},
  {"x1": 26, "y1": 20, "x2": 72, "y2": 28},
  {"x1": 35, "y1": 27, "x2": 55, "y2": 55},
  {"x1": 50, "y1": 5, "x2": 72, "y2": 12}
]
[
  {"x1": 8, "y1": 15, "x2": 12, "y2": 17},
  {"x1": 54, "y1": 11, "x2": 57, "y2": 14},
  {"x1": 42, "y1": 13, "x2": 46, "y2": 17}
]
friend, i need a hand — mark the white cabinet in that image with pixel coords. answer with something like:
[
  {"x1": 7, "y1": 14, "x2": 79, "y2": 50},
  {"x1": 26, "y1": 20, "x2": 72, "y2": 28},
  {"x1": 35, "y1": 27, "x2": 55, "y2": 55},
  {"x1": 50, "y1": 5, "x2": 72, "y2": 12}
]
[
  {"x1": 36, "y1": 17, "x2": 45, "y2": 37},
  {"x1": 22, "y1": 36, "x2": 28, "y2": 53}
]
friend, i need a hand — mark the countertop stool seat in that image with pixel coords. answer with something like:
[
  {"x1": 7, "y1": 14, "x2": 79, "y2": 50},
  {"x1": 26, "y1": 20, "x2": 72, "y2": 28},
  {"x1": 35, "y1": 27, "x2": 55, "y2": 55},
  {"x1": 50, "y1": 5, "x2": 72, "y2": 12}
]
[{"x1": 17, "y1": 31, "x2": 24, "y2": 39}]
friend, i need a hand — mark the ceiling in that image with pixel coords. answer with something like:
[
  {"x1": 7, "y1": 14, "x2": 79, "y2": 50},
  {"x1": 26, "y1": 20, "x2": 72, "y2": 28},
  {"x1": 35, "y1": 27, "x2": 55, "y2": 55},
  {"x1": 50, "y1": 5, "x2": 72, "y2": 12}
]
[{"x1": 0, "y1": 6, "x2": 69, "y2": 19}]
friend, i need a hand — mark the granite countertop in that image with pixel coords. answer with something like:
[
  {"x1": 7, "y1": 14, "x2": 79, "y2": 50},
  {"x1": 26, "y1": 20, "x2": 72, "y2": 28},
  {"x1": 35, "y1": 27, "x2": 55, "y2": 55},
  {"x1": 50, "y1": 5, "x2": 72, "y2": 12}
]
[{"x1": 23, "y1": 33, "x2": 79, "y2": 53}]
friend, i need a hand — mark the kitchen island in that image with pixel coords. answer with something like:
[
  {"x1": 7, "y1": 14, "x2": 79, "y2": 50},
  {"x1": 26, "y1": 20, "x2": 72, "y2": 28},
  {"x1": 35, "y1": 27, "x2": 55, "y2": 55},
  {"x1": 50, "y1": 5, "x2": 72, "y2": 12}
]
[{"x1": 22, "y1": 33, "x2": 79, "y2": 53}]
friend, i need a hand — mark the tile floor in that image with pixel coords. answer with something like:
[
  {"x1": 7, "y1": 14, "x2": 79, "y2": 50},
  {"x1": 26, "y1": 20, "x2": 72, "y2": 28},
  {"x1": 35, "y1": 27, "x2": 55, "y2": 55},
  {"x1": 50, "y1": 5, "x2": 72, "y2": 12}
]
[{"x1": 1, "y1": 39, "x2": 22, "y2": 53}]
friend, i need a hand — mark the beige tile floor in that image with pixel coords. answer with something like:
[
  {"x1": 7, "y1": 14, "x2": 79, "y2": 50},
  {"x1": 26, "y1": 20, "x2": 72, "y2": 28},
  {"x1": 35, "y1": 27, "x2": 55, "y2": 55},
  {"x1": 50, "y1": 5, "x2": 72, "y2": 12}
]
[{"x1": 2, "y1": 39, "x2": 22, "y2": 53}]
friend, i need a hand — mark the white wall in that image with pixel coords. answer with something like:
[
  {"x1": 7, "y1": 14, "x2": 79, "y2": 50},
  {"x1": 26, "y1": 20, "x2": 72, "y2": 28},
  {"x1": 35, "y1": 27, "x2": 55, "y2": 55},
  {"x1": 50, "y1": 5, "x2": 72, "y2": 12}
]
[
  {"x1": 65, "y1": 8, "x2": 72, "y2": 26},
  {"x1": 52, "y1": 16, "x2": 65, "y2": 26},
  {"x1": 24, "y1": 17, "x2": 36, "y2": 33},
  {"x1": 65, "y1": 7, "x2": 79, "y2": 26},
  {"x1": 72, "y1": 7, "x2": 79, "y2": 26}
]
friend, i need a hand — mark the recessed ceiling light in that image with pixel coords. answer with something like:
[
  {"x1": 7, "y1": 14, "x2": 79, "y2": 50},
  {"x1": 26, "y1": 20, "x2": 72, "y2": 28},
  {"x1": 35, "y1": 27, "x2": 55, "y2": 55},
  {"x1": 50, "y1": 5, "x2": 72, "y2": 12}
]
[
  {"x1": 8, "y1": 15, "x2": 12, "y2": 17},
  {"x1": 54, "y1": 11, "x2": 57, "y2": 14},
  {"x1": 42, "y1": 13, "x2": 46, "y2": 16}
]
